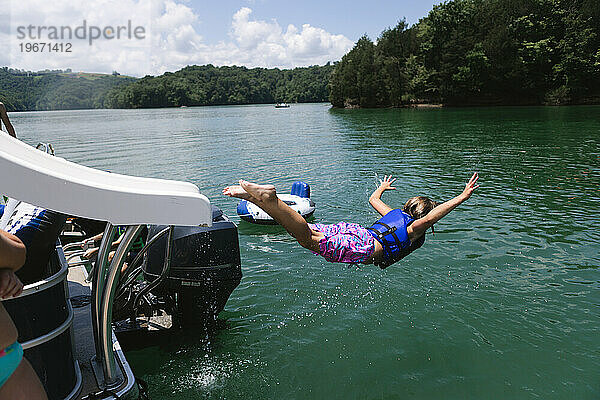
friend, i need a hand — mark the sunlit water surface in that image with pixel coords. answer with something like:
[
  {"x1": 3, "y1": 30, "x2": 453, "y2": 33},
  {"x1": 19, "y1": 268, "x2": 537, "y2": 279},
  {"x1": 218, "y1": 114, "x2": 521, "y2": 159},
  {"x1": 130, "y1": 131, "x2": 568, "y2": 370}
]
[{"x1": 13, "y1": 104, "x2": 600, "y2": 399}]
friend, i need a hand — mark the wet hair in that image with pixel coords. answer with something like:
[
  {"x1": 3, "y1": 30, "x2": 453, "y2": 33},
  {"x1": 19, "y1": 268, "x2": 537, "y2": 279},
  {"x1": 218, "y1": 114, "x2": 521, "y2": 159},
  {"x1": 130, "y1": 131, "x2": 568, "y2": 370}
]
[{"x1": 402, "y1": 196, "x2": 439, "y2": 220}]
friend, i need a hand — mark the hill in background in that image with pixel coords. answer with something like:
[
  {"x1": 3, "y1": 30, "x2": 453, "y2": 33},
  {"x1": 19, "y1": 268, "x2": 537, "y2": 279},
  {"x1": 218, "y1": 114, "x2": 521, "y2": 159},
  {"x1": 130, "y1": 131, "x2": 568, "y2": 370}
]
[
  {"x1": 0, "y1": 64, "x2": 334, "y2": 111},
  {"x1": 103, "y1": 64, "x2": 334, "y2": 108},
  {"x1": 0, "y1": 68, "x2": 136, "y2": 111}
]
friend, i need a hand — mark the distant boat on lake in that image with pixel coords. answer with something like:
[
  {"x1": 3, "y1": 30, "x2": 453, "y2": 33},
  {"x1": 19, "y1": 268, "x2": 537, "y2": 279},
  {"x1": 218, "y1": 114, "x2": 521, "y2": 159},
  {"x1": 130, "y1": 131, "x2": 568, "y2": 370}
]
[{"x1": 275, "y1": 103, "x2": 290, "y2": 108}]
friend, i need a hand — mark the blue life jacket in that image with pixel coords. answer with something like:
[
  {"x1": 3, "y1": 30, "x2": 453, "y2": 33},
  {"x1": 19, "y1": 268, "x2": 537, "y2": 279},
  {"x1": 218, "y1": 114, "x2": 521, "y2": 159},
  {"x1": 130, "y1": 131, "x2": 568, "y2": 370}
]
[{"x1": 366, "y1": 209, "x2": 425, "y2": 269}]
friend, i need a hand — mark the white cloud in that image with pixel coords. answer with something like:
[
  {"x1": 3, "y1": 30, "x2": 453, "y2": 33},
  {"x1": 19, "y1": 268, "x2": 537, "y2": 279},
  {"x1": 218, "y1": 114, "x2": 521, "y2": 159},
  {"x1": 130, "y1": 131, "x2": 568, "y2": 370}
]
[
  {"x1": 4, "y1": 0, "x2": 154, "y2": 75},
  {"x1": 231, "y1": 7, "x2": 282, "y2": 50},
  {"x1": 3, "y1": 1, "x2": 354, "y2": 76}
]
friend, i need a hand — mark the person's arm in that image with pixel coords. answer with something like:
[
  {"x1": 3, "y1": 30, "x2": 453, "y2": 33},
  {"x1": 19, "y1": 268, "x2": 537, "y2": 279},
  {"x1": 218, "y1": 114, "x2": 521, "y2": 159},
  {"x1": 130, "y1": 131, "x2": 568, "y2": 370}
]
[
  {"x1": 112, "y1": 234, "x2": 123, "y2": 247},
  {"x1": 82, "y1": 230, "x2": 123, "y2": 259},
  {"x1": 0, "y1": 103, "x2": 16, "y2": 138},
  {"x1": 369, "y1": 175, "x2": 396, "y2": 217},
  {"x1": 0, "y1": 230, "x2": 26, "y2": 299},
  {"x1": 408, "y1": 172, "x2": 479, "y2": 240},
  {"x1": 0, "y1": 231, "x2": 26, "y2": 271},
  {"x1": 89, "y1": 232, "x2": 104, "y2": 242}
]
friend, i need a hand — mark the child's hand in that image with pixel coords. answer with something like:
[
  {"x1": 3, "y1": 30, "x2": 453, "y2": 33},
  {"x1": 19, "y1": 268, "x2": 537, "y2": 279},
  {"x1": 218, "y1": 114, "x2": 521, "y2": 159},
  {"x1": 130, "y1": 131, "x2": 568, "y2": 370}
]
[
  {"x1": 461, "y1": 172, "x2": 480, "y2": 200},
  {"x1": 0, "y1": 268, "x2": 24, "y2": 299},
  {"x1": 377, "y1": 175, "x2": 396, "y2": 192}
]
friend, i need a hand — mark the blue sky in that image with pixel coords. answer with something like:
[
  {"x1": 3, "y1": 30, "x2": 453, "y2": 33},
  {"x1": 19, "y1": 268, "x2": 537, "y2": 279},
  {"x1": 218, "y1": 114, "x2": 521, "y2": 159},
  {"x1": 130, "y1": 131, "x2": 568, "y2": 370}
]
[
  {"x1": 3, "y1": 0, "x2": 444, "y2": 76},
  {"x1": 193, "y1": 1, "x2": 443, "y2": 44}
]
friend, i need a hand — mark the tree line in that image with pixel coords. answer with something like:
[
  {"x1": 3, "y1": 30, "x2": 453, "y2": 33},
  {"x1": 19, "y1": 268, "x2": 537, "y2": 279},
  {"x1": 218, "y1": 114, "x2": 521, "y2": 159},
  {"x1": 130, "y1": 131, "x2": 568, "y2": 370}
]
[
  {"x1": 0, "y1": 64, "x2": 334, "y2": 111},
  {"x1": 103, "y1": 64, "x2": 333, "y2": 108},
  {"x1": 0, "y1": 68, "x2": 135, "y2": 111},
  {"x1": 329, "y1": 0, "x2": 600, "y2": 107}
]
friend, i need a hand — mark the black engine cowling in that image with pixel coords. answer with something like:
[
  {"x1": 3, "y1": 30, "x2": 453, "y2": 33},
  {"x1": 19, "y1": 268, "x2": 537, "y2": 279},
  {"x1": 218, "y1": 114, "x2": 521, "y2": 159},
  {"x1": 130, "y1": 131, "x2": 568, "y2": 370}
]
[{"x1": 143, "y1": 206, "x2": 241, "y2": 325}]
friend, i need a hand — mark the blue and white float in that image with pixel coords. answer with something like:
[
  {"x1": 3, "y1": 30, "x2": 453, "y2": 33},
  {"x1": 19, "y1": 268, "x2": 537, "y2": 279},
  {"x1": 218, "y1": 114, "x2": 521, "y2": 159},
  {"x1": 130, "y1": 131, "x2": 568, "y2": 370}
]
[{"x1": 237, "y1": 181, "x2": 315, "y2": 225}]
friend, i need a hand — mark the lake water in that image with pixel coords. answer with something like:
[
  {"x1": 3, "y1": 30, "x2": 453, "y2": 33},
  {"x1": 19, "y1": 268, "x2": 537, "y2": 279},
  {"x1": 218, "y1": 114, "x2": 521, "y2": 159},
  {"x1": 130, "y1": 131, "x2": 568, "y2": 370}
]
[{"x1": 12, "y1": 104, "x2": 600, "y2": 399}]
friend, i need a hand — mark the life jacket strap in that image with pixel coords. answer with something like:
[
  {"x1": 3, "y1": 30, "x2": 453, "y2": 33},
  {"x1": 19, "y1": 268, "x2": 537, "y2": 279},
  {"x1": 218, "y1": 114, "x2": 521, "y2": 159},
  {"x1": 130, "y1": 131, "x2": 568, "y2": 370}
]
[
  {"x1": 366, "y1": 226, "x2": 386, "y2": 241},
  {"x1": 366, "y1": 221, "x2": 395, "y2": 238},
  {"x1": 367, "y1": 221, "x2": 402, "y2": 258}
]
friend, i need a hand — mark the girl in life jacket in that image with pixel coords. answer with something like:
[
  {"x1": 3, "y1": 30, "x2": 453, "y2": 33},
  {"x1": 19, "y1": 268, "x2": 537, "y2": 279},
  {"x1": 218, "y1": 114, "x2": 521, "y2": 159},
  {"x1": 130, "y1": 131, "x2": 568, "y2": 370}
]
[{"x1": 223, "y1": 172, "x2": 479, "y2": 269}]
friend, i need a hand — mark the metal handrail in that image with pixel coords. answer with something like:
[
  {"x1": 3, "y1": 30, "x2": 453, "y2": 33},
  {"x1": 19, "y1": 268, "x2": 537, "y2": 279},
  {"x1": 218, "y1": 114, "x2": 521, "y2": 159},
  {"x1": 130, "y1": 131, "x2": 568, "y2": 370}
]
[
  {"x1": 87, "y1": 223, "x2": 176, "y2": 390},
  {"x1": 63, "y1": 241, "x2": 85, "y2": 252},
  {"x1": 99, "y1": 225, "x2": 143, "y2": 387},
  {"x1": 17, "y1": 259, "x2": 68, "y2": 298},
  {"x1": 63, "y1": 239, "x2": 94, "y2": 253},
  {"x1": 4, "y1": 245, "x2": 73, "y2": 346},
  {"x1": 91, "y1": 223, "x2": 116, "y2": 369},
  {"x1": 66, "y1": 251, "x2": 86, "y2": 262}
]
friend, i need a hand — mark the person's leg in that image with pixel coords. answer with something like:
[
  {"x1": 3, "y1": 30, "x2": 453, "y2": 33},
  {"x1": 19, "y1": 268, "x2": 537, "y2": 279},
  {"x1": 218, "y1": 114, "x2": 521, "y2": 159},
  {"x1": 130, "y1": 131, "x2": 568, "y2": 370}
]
[
  {"x1": 0, "y1": 358, "x2": 48, "y2": 400},
  {"x1": 223, "y1": 180, "x2": 323, "y2": 251}
]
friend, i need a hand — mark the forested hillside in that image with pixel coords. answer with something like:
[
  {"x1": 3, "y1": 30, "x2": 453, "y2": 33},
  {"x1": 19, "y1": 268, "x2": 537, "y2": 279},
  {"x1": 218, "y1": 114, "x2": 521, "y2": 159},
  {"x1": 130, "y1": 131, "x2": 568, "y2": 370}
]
[
  {"x1": 103, "y1": 64, "x2": 333, "y2": 108},
  {"x1": 0, "y1": 64, "x2": 333, "y2": 110},
  {"x1": 329, "y1": 0, "x2": 600, "y2": 107},
  {"x1": 0, "y1": 69, "x2": 135, "y2": 111}
]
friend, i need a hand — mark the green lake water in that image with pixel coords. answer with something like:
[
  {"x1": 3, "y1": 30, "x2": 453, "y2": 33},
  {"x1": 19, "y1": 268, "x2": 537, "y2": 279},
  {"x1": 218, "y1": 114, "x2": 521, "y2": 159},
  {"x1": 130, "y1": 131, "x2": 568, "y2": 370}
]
[{"x1": 12, "y1": 104, "x2": 600, "y2": 399}]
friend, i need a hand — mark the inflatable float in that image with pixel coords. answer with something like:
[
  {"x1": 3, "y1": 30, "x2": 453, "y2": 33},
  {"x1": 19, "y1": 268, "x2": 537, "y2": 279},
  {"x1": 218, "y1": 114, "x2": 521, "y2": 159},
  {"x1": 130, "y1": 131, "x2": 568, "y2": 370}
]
[{"x1": 237, "y1": 181, "x2": 315, "y2": 225}]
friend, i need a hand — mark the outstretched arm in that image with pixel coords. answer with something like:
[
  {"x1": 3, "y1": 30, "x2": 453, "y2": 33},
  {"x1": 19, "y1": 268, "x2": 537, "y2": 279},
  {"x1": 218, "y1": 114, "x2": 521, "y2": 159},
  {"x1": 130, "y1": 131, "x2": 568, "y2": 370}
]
[
  {"x1": 408, "y1": 172, "x2": 480, "y2": 240},
  {"x1": 0, "y1": 103, "x2": 16, "y2": 138},
  {"x1": 369, "y1": 175, "x2": 396, "y2": 217}
]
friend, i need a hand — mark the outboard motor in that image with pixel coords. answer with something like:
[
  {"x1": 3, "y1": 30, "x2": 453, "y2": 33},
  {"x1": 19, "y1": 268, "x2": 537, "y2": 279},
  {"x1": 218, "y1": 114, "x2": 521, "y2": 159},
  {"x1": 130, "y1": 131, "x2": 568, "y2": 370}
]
[{"x1": 142, "y1": 206, "x2": 241, "y2": 326}]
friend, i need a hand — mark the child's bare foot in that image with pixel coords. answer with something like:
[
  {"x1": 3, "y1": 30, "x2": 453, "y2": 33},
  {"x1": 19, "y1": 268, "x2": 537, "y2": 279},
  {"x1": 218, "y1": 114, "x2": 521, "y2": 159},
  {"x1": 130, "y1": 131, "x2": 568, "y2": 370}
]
[
  {"x1": 222, "y1": 185, "x2": 252, "y2": 200},
  {"x1": 239, "y1": 180, "x2": 277, "y2": 202}
]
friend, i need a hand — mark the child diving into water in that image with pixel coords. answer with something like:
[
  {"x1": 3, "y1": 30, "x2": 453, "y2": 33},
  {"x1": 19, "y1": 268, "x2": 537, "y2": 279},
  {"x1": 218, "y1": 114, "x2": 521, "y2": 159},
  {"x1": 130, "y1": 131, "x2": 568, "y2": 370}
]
[{"x1": 223, "y1": 172, "x2": 479, "y2": 269}]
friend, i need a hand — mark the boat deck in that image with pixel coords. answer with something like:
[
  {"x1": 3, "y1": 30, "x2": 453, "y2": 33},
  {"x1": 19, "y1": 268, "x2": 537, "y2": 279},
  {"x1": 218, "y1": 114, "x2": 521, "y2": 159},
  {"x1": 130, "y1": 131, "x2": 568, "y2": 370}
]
[{"x1": 68, "y1": 266, "x2": 100, "y2": 399}]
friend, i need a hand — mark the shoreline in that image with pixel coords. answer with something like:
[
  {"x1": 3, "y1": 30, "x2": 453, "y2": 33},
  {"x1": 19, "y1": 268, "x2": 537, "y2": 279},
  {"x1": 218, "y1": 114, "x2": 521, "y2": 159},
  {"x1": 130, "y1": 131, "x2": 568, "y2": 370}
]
[
  {"x1": 6, "y1": 101, "x2": 600, "y2": 113},
  {"x1": 335, "y1": 99, "x2": 600, "y2": 110}
]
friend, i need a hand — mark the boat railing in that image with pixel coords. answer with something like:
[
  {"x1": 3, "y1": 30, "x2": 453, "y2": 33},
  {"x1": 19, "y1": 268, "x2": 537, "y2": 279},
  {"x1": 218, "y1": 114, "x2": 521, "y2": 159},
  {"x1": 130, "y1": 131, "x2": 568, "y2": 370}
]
[
  {"x1": 84, "y1": 222, "x2": 183, "y2": 391},
  {"x1": 90, "y1": 225, "x2": 177, "y2": 390},
  {"x1": 64, "y1": 225, "x2": 173, "y2": 300},
  {"x1": 63, "y1": 237, "x2": 96, "y2": 253},
  {"x1": 3, "y1": 244, "x2": 82, "y2": 399}
]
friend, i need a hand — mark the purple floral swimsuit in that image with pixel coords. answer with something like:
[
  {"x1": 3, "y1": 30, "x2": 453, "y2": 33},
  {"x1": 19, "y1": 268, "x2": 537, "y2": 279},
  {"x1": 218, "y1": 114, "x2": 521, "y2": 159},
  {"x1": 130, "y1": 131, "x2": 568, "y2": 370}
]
[{"x1": 309, "y1": 222, "x2": 376, "y2": 264}]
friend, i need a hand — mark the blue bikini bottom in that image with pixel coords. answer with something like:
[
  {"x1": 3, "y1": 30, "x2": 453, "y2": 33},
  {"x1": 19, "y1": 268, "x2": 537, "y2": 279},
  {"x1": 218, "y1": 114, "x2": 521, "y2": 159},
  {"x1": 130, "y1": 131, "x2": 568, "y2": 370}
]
[{"x1": 0, "y1": 342, "x2": 23, "y2": 388}]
